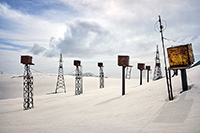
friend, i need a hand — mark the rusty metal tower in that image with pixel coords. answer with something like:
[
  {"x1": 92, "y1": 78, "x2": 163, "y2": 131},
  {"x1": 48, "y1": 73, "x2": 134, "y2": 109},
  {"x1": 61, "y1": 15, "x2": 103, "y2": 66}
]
[
  {"x1": 21, "y1": 55, "x2": 34, "y2": 110},
  {"x1": 153, "y1": 45, "x2": 162, "y2": 80},
  {"x1": 74, "y1": 60, "x2": 83, "y2": 95},
  {"x1": 55, "y1": 54, "x2": 66, "y2": 93},
  {"x1": 98, "y1": 62, "x2": 104, "y2": 88}
]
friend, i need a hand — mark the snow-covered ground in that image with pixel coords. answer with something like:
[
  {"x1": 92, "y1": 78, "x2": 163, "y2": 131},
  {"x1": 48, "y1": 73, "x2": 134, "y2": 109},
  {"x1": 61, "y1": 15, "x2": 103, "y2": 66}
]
[{"x1": 0, "y1": 66, "x2": 200, "y2": 133}]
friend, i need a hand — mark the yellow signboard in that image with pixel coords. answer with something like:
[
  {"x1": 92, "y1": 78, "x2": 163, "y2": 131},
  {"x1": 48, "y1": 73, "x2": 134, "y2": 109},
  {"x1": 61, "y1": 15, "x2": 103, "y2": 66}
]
[{"x1": 167, "y1": 44, "x2": 194, "y2": 69}]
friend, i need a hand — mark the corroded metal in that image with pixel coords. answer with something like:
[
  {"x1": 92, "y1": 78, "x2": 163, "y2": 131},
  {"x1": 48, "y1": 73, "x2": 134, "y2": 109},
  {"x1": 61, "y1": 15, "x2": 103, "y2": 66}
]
[
  {"x1": 118, "y1": 56, "x2": 129, "y2": 66},
  {"x1": 167, "y1": 44, "x2": 194, "y2": 69}
]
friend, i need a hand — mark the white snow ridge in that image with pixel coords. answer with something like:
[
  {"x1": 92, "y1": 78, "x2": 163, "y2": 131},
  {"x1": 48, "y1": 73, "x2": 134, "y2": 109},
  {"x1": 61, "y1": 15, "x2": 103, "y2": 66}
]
[{"x1": 0, "y1": 66, "x2": 200, "y2": 133}]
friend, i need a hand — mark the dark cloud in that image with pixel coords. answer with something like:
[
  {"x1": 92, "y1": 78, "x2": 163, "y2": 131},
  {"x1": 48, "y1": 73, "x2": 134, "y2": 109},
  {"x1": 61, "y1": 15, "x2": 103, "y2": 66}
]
[{"x1": 30, "y1": 20, "x2": 116, "y2": 58}]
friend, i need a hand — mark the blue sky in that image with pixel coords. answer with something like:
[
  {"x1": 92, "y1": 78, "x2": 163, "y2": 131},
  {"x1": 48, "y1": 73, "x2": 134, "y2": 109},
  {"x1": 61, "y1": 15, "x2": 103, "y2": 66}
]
[{"x1": 0, "y1": 0, "x2": 200, "y2": 77}]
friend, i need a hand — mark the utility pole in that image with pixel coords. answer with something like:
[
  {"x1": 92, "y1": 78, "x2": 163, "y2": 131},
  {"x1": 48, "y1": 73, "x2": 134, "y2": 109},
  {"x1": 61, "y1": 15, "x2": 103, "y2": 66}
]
[
  {"x1": 158, "y1": 15, "x2": 173, "y2": 100},
  {"x1": 55, "y1": 54, "x2": 66, "y2": 93}
]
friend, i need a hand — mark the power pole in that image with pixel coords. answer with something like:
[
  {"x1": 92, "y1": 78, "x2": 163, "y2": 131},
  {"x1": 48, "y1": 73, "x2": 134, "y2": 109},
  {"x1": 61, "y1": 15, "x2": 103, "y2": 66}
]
[
  {"x1": 153, "y1": 45, "x2": 162, "y2": 80},
  {"x1": 55, "y1": 54, "x2": 66, "y2": 93},
  {"x1": 158, "y1": 15, "x2": 173, "y2": 100}
]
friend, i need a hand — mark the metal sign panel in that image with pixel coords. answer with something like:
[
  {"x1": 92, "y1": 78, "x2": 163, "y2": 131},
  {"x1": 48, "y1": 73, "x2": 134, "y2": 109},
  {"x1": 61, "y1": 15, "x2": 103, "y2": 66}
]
[
  {"x1": 74, "y1": 60, "x2": 81, "y2": 66},
  {"x1": 167, "y1": 44, "x2": 194, "y2": 69},
  {"x1": 146, "y1": 66, "x2": 151, "y2": 71},
  {"x1": 118, "y1": 55, "x2": 129, "y2": 66},
  {"x1": 98, "y1": 62, "x2": 103, "y2": 67},
  {"x1": 137, "y1": 63, "x2": 145, "y2": 71},
  {"x1": 21, "y1": 55, "x2": 34, "y2": 65}
]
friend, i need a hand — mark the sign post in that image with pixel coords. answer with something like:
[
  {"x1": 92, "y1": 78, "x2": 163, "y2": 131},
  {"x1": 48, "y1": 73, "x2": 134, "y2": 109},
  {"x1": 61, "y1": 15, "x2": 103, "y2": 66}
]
[
  {"x1": 167, "y1": 43, "x2": 194, "y2": 92},
  {"x1": 118, "y1": 55, "x2": 130, "y2": 96},
  {"x1": 137, "y1": 63, "x2": 145, "y2": 85}
]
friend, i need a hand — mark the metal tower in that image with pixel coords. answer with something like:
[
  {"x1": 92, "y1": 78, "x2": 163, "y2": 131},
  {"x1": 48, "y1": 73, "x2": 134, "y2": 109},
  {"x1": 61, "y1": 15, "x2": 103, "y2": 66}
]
[
  {"x1": 98, "y1": 62, "x2": 104, "y2": 88},
  {"x1": 126, "y1": 66, "x2": 132, "y2": 79},
  {"x1": 21, "y1": 55, "x2": 34, "y2": 110},
  {"x1": 55, "y1": 54, "x2": 66, "y2": 93},
  {"x1": 153, "y1": 45, "x2": 162, "y2": 80},
  {"x1": 74, "y1": 60, "x2": 83, "y2": 95}
]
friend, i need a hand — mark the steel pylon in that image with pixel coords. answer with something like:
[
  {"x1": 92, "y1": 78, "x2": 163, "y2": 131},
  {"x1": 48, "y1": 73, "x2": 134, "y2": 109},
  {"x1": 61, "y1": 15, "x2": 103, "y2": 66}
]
[
  {"x1": 153, "y1": 45, "x2": 162, "y2": 80},
  {"x1": 99, "y1": 66, "x2": 104, "y2": 88},
  {"x1": 55, "y1": 54, "x2": 66, "y2": 93}
]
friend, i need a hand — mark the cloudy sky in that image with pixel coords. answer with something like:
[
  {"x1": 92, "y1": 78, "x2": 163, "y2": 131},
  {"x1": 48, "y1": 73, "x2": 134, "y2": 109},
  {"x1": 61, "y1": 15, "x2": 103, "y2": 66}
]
[{"x1": 0, "y1": 0, "x2": 200, "y2": 78}]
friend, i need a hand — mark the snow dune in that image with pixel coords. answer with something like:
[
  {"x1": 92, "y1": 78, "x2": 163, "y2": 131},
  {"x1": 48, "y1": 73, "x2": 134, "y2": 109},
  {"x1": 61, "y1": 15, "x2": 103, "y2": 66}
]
[{"x1": 0, "y1": 66, "x2": 200, "y2": 133}]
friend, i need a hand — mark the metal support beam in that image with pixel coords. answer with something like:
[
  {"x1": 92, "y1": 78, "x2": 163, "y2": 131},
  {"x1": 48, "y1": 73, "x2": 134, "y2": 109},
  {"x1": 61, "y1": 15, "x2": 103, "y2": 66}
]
[
  {"x1": 180, "y1": 69, "x2": 188, "y2": 91},
  {"x1": 122, "y1": 66, "x2": 125, "y2": 96}
]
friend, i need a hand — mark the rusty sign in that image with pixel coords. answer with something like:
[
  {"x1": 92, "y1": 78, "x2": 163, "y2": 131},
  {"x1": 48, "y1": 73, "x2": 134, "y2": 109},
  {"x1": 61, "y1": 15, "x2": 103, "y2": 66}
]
[
  {"x1": 146, "y1": 66, "x2": 151, "y2": 71},
  {"x1": 167, "y1": 44, "x2": 194, "y2": 69},
  {"x1": 118, "y1": 55, "x2": 129, "y2": 66},
  {"x1": 98, "y1": 62, "x2": 103, "y2": 67},
  {"x1": 137, "y1": 63, "x2": 145, "y2": 71},
  {"x1": 74, "y1": 60, "x2": 81, "y2": 66},
  {"x1": 21, "y1": 55, "x2": 34, "y2": 65}
]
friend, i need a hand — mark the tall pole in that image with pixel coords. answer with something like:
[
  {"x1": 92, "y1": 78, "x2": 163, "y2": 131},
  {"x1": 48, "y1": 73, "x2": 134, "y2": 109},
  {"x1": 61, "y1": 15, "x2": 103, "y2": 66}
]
[
  {"x1": 158, "y1": 15, "x2": 173, "y2": 100},
  {"x1": 147, "y1": 70, "x2": 149, "y2": 82},
  {"x1": 140, "y1": 70, "x2": 142, "y2": 85},
  {"x1": 122, "y1": 66, "x2": 125, "y2": 96}
]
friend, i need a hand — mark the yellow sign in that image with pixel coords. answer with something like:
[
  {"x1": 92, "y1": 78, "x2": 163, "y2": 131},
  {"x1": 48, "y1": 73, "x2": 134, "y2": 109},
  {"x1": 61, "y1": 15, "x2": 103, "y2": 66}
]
[{"x1": 167, "y1": 44, "x2": 194, "y2": 69}]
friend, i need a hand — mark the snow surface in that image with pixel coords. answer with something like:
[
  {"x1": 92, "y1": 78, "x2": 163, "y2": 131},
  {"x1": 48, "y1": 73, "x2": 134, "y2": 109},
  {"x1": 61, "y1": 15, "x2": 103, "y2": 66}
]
[{"x1": 0, "y1": 66, "x2": 200, "y2": 133}]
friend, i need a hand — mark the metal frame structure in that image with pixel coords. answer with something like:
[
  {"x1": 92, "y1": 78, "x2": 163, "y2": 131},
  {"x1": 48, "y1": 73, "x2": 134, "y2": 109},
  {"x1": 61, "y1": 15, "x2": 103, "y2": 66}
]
[
  {"x1": 23, "y1": 64, "x2": 34, "y2": 110},
  {"x1": 75, "y1": 65, "x2": 83, "y2": 95},
  {"x1": 153, "y1": 45, "x2": 162, "y2": 80},
  {"x1": 98, "y1": 63, "x2": 104, "y2": 88},
  {"x1": 21, "y1": 55, "x2": 34, "y2": 110},
  {"x1": 74, "y1": 60, "x2": 83, "y2": 95},
  {"x1": 126, "y1": 66, "x2": 132, "y2": 79},
  {"x1": 55, "y1": 54, "x2": 66, "y2": 93}
]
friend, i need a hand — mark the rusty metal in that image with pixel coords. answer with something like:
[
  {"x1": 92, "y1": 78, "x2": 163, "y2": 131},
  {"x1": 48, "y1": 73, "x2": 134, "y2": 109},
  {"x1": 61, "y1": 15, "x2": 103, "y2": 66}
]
[
  {"x1": 146, "y1": 65, "x2": 151, "y2": 71},
  {"x1": 118, "y1": 56, "x2": 129, "y2": 66},
  {"x1": 21, "y1": 56, "x2": 34, "y2": 65},
  {"x1": 167, "y1": 44, "x2": 194, "y2": 69},
  {"x1": 98, "y1": 62, "x2": 103, "y2": 67},
  {"x1": 137, "y1": 63, "x2": 145, "y2": 85},
  {"x1": 74, "y1": 60, "x2": 81, "y2": 66},
  {"x1": 138, "y1": 63, "x2": 145, "y2": 71},
  {"x1": 118, "y1": 55, "x2": 130, "y2": 96}
]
